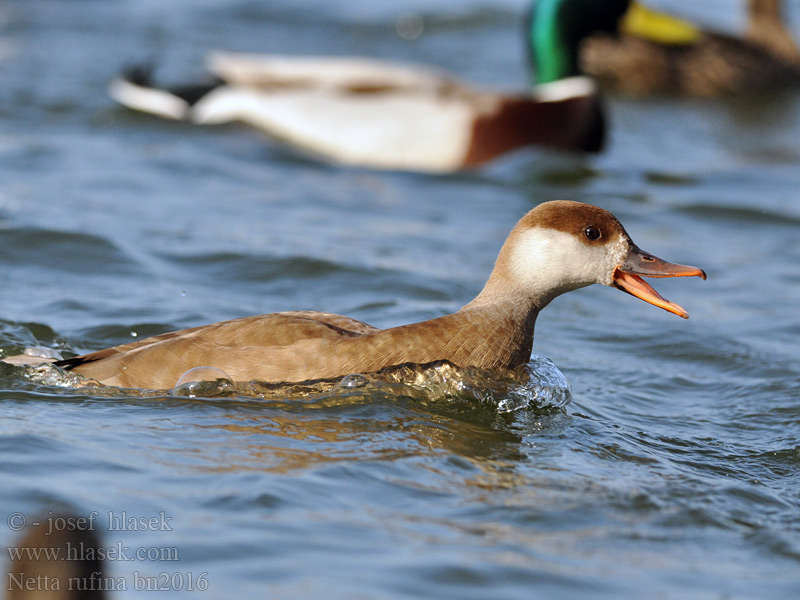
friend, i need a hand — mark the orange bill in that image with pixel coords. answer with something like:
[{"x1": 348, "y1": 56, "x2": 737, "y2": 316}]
[{"x1": 613, "y1": 247, "x2": 707, "y2": 319}]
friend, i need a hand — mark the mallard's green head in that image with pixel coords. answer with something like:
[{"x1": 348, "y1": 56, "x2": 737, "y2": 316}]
[{"x1": 527, "y1": 0, "x2": 631, "y2": 84}]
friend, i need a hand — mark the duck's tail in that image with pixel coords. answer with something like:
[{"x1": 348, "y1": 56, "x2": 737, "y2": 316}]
[{"x1": 108, "y1": 64, "x2": 223, "y2": 120}]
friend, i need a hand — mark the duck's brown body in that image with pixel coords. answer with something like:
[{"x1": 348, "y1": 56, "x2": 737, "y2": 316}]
[
  {"x1": 47, "y1": 201, "x2": 705, "y2": 391},
  {"x1": 582, "y1": 32, "x2": 800, "y2": 96},
  {"x1": 58, "y1": 305, "x2": 537, "y2": 390},
  {"x1": 582, "y1": 0, "x2": 800, "y2": 96}
]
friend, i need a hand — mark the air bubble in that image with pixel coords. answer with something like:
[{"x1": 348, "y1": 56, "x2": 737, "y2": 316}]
[
  {"x1": 338, "y1": 373, "x2": 369, "y2": 389},
  {"x1": 174, "y1": 366, "x2": 235, "y2": 398}
]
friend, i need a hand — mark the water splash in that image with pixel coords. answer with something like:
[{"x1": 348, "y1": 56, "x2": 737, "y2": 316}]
[
  {"x1": 11, "y1": 355, "x2": 571, "y2": 413},
  {"x1": 371, "y1": 355, "x2": 571, "y2": 413},
  {"x1": 201, "y1": 357, "x2": 571, "y2": 413},
  {"x1": 20, "y1": 363, "x2": 102, "y2": 389},
  {"x1": 22, "y1": 345, "x2": 63, "y2": 360}
]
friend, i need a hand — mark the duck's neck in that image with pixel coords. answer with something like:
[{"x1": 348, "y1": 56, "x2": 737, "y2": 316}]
[
  {"x1": 451, "y1": 296, "x2": 541, "y2": 371},
  {"x1": 528, "y1": 0, "x2": 579, "y2": 84},
  {"x1": 750, "y1": 0, "x2": 786, "y2": 25},
  {"x1": 454, "y1": 265, "x2": 553, "y2": 370},
  {"x1": 747, "y1": 0, "x2": 800, "y2": 62},
  {"x1": 365, "y1": 289, "x2": 540, "y2": 374}
]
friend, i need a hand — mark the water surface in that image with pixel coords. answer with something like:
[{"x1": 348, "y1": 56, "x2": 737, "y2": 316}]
[{"x1": 1, "y1": 1, "x2": 799, "y2": 598}]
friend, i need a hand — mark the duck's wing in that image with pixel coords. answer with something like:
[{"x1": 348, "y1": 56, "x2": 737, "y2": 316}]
[
  {"x1": 274, "y1": 310, "x2": 380, "y2": 335},
  {"x1": 190, "y1": 82, "x2": 482, "y2": 172},
  {"x1": 206, "y1": 52, "x2": 462, "y2": 94},
  {"x1": 108, "y1": 53, "x2": 468, "y2": 123},
  {"x1": 56, "y1": 311, "x2": 380, "y2": 389}
]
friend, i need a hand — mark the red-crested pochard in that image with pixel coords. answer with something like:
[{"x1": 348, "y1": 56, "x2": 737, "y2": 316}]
[{"x1": 37, "y1": 201, "x2": 706, "y2": 390}]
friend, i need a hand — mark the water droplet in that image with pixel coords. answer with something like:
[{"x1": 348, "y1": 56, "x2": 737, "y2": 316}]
[
  {"x1": 174, "y1": 366, "x2": 235, "y2": 398},
  {"x1": 396, "y1": 12, "x2": 424, "y2": 40}
]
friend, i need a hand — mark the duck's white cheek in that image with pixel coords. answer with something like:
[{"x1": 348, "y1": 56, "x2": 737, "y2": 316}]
[
  {"x1": 509, "y1": 230, "x2": 598, "y2": 290},
  {"x1": 509, "y1": 229, "x2": 630, "y2": 291},
  {"x1": 574, "y1": 244, "x2": 615, "y2": 283}
]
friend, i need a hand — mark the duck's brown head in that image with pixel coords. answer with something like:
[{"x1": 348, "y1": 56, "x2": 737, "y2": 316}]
[{"x1": 494, "y1": 200, "x2": 706, "y2": 317}]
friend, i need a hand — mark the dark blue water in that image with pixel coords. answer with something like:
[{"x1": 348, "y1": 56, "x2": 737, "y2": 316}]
[{"x1": 1, "y1": 1, "x2": 799, "y2": 598}]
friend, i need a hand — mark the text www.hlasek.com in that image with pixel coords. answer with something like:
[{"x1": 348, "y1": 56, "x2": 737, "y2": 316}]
[{"x1": 7, "y1": 541, "x2": 179, "y2": 563}]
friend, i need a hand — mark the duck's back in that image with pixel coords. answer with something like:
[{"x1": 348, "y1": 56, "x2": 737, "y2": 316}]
[{"x1": 581, "y1": 31, "x2": 800, "y2": 96}]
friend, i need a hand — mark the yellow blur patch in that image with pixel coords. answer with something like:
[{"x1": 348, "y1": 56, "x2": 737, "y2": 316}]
[{"x1": 621, "y1": 1, "x2": 701, "y2": 46}]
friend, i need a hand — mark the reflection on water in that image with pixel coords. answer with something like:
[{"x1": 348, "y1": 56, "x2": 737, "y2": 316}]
[
  {"x1": 134, "y1": 394, "x2": 577, "y2": 489},
  {"x1": 186, "y1": 408, "x2": 520, "y2": 475},
  {"x1": 3, "y1": 352, "x2": 571, "y2": 482}
]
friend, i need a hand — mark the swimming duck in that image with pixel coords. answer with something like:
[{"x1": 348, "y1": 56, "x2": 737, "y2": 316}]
[
  {"x1": 581, "y1": 0, "x2": 800, "y2": 96},
  {"x1": 36, "y1": 201, "x2": 706, "y2": 390},
  {"x1": 108, "y1": 0, "x2": 634, "y2": 173}
]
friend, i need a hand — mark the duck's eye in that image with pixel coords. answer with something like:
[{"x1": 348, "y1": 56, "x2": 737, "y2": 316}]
[{"x1": 584, "y1": 226, "x2": 601, "y2": 240}]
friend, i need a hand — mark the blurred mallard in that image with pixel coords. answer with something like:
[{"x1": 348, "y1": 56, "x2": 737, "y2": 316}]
[
  {"x1": 110, "y1": 0, "x2": 633, "y2": 173},
  {"x1": 581, "y1": 0, "x2": 800, "y2": 96}
]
